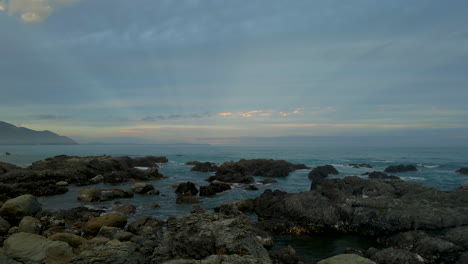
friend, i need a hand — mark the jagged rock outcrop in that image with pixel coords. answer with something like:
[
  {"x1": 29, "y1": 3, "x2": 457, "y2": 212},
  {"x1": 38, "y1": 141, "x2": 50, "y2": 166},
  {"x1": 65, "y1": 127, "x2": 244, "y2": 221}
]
[
  {"x1": 208, "y1": 159, "x2": 308, "y2": 184},
  {"x1": 253, "y1": 177, "x2": 468, "y2": 263},
  {"x1": 152, "y1": 205, "x2": 271, "y2": 263}
]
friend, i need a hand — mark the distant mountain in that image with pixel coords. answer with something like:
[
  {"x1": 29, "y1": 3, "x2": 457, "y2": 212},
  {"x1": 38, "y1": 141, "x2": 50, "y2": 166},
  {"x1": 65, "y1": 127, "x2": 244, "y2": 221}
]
[{"x1": 0, "y1": 121, "x2": 78, "y2": 145}]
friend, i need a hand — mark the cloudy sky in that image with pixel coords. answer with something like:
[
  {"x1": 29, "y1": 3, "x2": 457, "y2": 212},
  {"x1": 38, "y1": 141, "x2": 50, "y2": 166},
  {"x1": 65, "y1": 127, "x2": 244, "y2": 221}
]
[{"x1": 1, "y1": 0, "x2": 468, "y2": 144}]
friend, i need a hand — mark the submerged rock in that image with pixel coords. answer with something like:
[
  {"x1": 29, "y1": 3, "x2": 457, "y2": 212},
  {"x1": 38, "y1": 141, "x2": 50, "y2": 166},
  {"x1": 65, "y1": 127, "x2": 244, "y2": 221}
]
[
  {"x1": 456, "y1": 167, "x2": 468, "y2": 175},
  {"x1": 348, "y1": 163, "x2": 374, "y2": 168},
  {"x1": 362, "y1": 171, "x2": 400, "y2": 180},
  {"x1": 384, "y1": 164, "x2": 417, "y2": 173}
]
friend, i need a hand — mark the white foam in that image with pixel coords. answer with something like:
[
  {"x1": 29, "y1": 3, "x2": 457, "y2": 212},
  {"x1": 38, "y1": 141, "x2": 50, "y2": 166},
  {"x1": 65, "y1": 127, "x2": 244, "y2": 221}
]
[{"x1": 417, "y1": 164, "x2": 439, "y2": 168}]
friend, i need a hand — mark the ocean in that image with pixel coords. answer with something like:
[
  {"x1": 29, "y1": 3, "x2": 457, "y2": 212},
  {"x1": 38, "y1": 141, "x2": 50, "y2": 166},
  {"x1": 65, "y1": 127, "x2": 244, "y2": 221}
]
[{"x1": 1, "y1": 144, "x2": 467, "y2": 261}]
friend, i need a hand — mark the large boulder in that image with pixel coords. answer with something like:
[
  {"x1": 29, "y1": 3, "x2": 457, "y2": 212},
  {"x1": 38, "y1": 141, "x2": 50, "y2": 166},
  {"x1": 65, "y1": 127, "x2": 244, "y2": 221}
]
[
  {"x1": 456, "y1": 168, "x2": 468, "y2": 175},
  {"x1": 83, "y1": 213, "x2": 128, "y2": 236},
  {"x1": 199, "y1": 182, "x2": 231, "y2": 196},
  {"x1": 317, "y1": 254, "x2": 376, "y2": 264},
  {"x1": 49, "y1": 233, "x2": 87, "y2": 248},
  {"x1": 0, "y1": 194, "x2": 42, "y2": 220},
  {"x1": 175, "y1": 182, "x2": 199, "y2": 196},
  {"x1": 308, "y1": 165, "x2": 339, "y2": 186},
  {"x1": 186, "y1": 161, "x2": 219, "y2": 172},
  {"x1": 18, "y1": 216, "x2": 42, "y2": 234},
  {"x1": 3, "y1": 232, "x2": 73, "y2": 264},
  {"x1": 70, "y1": 240, "x2": 144, "y2": 264},
  {"x1": 384, "y1": 164, "x2": 417, "y2": 173},
  {"x1": 131, "y1": 182, "x2": 155, "y2": 194},
  {"x1": 152, "y1": 206, "x2": 271, "y2": 263}
]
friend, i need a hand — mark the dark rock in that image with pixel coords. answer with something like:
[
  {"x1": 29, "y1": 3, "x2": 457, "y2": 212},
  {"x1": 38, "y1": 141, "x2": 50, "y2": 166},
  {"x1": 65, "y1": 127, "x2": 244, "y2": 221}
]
[
  {"x1": 383, "y1": 230, "x2": 464, "y2": 263},
  {"x1": 384, "y1": 164, "x2": 417, "y2": 173},
  {"x1": 0, "y1": 216, "x2": 10, "y2": 235},
  {"x1": 70, "y1": 240, "x2": 144, "y2": 264},
  {"x1": 246, "y1": 185, "x2": 259, "y2": 191},
  {"x1": 259, "y1": 179, "x2": 278, "y2": 184},
  {"x1": 208, "y1": 159, "x2": 308, "y2": 184},
  {"x1": 270, "y1": 245, "x2": 300, "y2": 264},
  {"x1": 131, "y1": 182, "x2": 155, "y2": 194},
  {"x1": 176, "y1": 196, "x2": 199, "y2": 204},
  {"x1": 186, "y1": 161, "x2": 219, "y2": 172},
  {"x1": 152, "y1": 206, "x2": 271, "y2": 263},
  {"x1": 127, "y1": 216, "x2": 165, "y2": 257},
  {"x1": 83, "y1": 213, "x2": 127, "y2": 236},
  {"x1": 308, "y1": 165, "x2": 339, "y2": 188},
  {"x1": 362, "y1": 171, "x2": 400, "y2": 180},
  {"x1": 175, "y1": 182, "x2": 199, "y2": 196},
  {"x1": 97, "y1": 226, "x2": 133, "y2": 241},
  {"x1": 349, "y1": 163, "x2": 374, "y2": 168},
  {"x1": 0, "y1": 162, "x2": 20, "y2": 175},
  {"x1": 199, "y1": 181, "x2": 231, "y2": 196},
  {"x1": 236, "y1": 199, "x2": 255, "y2": 212},
  {"x1": 77, "y1": 188, "x2": 133, "y2": 202},
  {"x1": 113, "y1": 204, "x2": 137, "y2": 215},
  {"x1": 254, "y1": 176, "x2": 468, "y2": 237},
  {"x1": 456, "y1": 168, "x2": 468, "y2": 175}
]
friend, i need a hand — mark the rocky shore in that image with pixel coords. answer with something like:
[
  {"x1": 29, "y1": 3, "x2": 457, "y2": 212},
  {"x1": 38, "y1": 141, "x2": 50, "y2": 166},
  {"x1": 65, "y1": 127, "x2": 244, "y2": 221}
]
[{"x1": 0, "y1": 156, "x2": 467, "y2": 263}]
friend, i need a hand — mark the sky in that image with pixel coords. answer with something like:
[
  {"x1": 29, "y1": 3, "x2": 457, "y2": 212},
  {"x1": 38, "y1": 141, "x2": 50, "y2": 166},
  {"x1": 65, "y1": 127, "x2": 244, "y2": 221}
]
[{"x1": 1, "y1": 0, "x2": 468, "y2": 145}]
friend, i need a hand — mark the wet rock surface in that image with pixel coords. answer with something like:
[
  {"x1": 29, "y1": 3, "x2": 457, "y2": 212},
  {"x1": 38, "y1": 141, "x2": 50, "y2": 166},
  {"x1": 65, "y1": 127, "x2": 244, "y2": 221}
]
[
  {"x1": 384, "y1": 164, "x2": 417, "y2": 173},
  {"x1": 208, "y1": 159, "x2": 309, "y2": 184},
  {"x1": 186, "y1": 161, "x2": 219, "y2": 172},
  {"x1": 253, "y1": 176, "x2": 468, "y2": 263},
  {"x1": 0, "y1": 155, "x2": 166, "y2": 200},
  {"x1": 153, "y1": 205, "x2": 271, "y2": 263},
  {"x1": 199, "y1": 181, "x2": 231, "y2": 196},
  {"x1": 456, "y1": 167, "x2": 468, "y2": 175}
]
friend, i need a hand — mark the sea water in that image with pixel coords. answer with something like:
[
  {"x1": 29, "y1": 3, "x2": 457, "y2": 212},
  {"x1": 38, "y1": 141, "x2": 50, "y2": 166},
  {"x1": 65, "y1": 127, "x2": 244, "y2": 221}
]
[{"x1": 1, "y1": 144, "x2": 467, "y2": 261}]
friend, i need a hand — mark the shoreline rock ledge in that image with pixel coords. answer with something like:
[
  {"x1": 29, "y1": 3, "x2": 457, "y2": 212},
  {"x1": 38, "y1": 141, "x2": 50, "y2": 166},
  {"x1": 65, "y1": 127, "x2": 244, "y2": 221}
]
[{"x1": 253, "y1": 176, "x2": 468, "y2": 263}]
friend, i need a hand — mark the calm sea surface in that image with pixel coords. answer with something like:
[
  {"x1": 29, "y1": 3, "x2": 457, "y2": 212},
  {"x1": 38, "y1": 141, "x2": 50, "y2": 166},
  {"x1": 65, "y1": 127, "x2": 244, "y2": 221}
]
[{"x1": 1, "y1": 144, "x2": 467, "y2": 261}]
